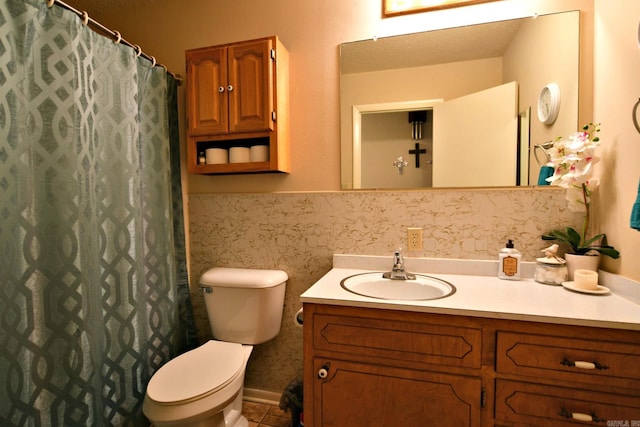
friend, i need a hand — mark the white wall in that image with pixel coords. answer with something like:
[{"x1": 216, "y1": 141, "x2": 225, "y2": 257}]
[
  {"x1": 90, "y1": 0, "x2": 594, "y2": 193},
  {"x1": 593, "y1": 0, "x2": 640, "y2": 277},
  {"x1": 85, "y1": 0, "x2": 638, "y2": 288},
  {"x1": 341, "y1": 57, "x2": 502, "y2": 187},
  {"x1": 502, "y1": 11, "x2": 580, "y2": 184}
]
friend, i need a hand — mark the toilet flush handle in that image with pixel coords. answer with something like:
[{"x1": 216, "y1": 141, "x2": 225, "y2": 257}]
[{"x1": 199, "y1": 286, "x2": 213, "y2": 294}]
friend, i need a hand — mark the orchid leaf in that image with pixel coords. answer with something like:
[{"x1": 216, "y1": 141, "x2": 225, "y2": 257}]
[
  {"x1": 595, "y1": 246, "x2": 620, "y2": 259},
  {"x1": 582, "y1": 233, "x2": 605, "y2": 248},
  {"x1": 541, "y1": 227, "x2": 619, "y2": 259}
]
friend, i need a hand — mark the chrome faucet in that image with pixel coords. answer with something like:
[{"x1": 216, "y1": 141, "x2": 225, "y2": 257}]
[{"x1": 383, "y1": 250, "x2": 416, "y2": 280}]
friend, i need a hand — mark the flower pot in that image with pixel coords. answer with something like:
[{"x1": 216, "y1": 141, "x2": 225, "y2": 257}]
[{"x1": 564, "y1": 253, "x2": 600, "y2": 281}]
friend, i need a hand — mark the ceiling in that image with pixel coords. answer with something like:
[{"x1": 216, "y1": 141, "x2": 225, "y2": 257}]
[
  {"x1": 341, "y1": 18, "x2": 524, "y2": 74},
  {"x1": 62, "y1": 0, "x2": 523, "y2": 76}
]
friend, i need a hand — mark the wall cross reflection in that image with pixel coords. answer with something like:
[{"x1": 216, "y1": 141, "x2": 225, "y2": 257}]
[{"x1": 409, "y1": 142, "x2": 427, "y2": 167}]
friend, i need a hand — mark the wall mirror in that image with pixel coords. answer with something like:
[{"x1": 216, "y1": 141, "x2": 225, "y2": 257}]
[{"x1": 340, "y1": 11, "x2": 580, "y2": 190}]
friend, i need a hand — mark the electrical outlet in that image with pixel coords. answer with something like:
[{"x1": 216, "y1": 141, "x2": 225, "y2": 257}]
[{"x1": 407, "y1": 227, "x2": 423, "y2": 251}]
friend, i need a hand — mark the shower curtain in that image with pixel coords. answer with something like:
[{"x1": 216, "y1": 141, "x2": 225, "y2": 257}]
[{"x1": 0, "y1": 1, "x2": 195, "y2": 425}]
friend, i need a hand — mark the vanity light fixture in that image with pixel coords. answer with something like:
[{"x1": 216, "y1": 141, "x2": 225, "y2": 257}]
[{"x1": 383, "y1": 0, "x2": 501, "y2": 17}]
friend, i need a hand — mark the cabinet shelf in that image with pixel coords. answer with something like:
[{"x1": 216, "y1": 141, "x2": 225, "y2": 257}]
[{"x1": 191, "y1": 162, "x2": 272, "y2": 175}]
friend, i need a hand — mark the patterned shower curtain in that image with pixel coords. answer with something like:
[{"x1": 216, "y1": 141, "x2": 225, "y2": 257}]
[{"x1": 0, "y1": 1, "x2": 194, "y2": 425}]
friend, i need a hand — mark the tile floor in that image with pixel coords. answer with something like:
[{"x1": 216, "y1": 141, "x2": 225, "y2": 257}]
[{"x1": 242, "y1": 401, "x2": 292, "y2": 427}]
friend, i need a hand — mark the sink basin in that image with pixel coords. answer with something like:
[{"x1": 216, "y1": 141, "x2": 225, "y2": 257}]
[{"x1": 340, "y1": 272, "x2": 456, "y2": 301}]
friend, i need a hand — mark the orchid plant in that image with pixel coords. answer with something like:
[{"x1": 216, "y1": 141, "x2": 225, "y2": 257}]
[{"x1": 541, "y1": 123, "x2": 620, "y2": 259}]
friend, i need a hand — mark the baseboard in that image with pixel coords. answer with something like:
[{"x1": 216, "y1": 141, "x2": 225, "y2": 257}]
[{"x1": 243, "y1": 387, "x2": 282, "y2": 406}]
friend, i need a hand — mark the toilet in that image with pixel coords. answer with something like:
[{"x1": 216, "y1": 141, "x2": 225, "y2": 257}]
[{"x1": 143, "y1": 267, "x2": 288, "y2": 427}]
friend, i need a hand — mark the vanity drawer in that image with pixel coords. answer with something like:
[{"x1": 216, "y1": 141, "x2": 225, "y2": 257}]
[
  {"x1": 496, "y1": 331, "x2": 640, "y2": 390},
  {"x1": 495, "y1": 379, "x2": 640, "y2": 426},
  {"x1": 312, "y1": 311, "x2": 482, "y2": 369}
]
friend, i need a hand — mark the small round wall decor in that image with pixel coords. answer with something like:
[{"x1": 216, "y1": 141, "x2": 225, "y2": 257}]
[{"x1": 537, "y1": 82, "x2": 561, "y2": 125}]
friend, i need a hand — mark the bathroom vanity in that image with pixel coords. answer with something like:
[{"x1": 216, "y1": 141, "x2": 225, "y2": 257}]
[{"x1": 301, "y1": 256, "x2": 640, "y2": 427}]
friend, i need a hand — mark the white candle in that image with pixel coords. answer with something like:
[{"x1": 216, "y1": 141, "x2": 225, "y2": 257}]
[{"x1": 573, "y1": 269, "x2": 598, "y2": 290}]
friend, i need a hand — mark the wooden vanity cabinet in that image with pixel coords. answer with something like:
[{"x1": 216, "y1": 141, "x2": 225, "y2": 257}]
[
  {"x1": 303, "y1": 303, "x2": 640, "y2": 427},
  {"x1": 494, "y1": 325, "x2": 640, "y2": 426},
  {"x1": 303, "y1": 304, "x2": 486, "y2": 427},
  {"x1": 185, "y1": 36, "x2": 289, "y2": 174}
]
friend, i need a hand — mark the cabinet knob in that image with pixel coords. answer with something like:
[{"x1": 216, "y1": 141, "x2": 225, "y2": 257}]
[
  {"x1": 218, "y1": 86, "x2": 225, "y2": 93},
  {"x1": 227, "y1": 85, "x2": 234, "y2": 92},
  {"x1": 318, "y1": 364, "x2": 330, "y2": 379}
]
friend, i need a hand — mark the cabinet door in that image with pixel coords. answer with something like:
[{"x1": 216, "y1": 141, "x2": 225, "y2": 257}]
[
  {"x1": 186, "y1": 47, "x2": 228, "y2": 135},
  {"x1": 312, "y1": 358, "x2": 482, "y2": 427},
  {"x1": 228, "y1": 39, "x2": 274, "y2": 133}
]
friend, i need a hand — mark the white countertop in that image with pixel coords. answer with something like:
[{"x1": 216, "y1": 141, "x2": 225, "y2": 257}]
[{"x1": 300, "y1": 255, "x2": 640, "y2": 331}]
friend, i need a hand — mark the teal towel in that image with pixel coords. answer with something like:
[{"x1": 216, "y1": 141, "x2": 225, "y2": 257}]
[
  {"x1": 537, "y1": 165, "x2": 554, "y2": 186},
  {"x1": 632, "y1": 178, "x2": 640, "y2": 231}
]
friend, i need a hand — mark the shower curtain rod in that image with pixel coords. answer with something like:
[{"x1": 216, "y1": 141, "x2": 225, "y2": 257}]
[{"x1": 47, "y1": 0, "x2": 182, "y2": 85}]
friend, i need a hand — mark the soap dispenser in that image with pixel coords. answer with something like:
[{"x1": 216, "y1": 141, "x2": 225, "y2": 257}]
[{"x1": 498, "y1": 239, "x2": 521, "y2": 280}]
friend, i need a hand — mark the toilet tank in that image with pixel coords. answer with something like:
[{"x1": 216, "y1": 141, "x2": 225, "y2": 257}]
[{"x1": 199, "y1": 267, "x2": 288, "y2": 345}]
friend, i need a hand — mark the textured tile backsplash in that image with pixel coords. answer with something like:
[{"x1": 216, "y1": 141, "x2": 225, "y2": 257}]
[{"x1": 188, "y1": 188, "x2": 580, "y2": 393}]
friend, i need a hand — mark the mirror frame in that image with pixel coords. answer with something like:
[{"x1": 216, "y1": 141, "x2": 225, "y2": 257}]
[{"x1": 383, "y1": 0, "x2": 501, "y2": 17}]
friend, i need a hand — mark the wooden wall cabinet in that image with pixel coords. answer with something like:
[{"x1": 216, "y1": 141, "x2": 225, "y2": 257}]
[
  {"x1": 185, "y1": 36, "x2": 289, "y2": 174},
  {"x1": 303, "y1": 303, "x2": 640, "y2": 427}
]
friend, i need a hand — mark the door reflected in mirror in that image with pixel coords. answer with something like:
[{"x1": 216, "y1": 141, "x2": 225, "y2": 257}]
[{"x1": 340, "y1": 11, "x2": 580, "y2": 190}]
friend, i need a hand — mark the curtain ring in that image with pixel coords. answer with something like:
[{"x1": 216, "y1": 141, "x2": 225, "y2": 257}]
[
  {"x1": 80, "y1": 11, "x2": 89, "y2": 26},
  {"x1": 113, "y1": 31, "x2": 122, "y2": 44},
  {"x1": 150, "y1": 56, "x2": 157, "y2": 67},
  {"x1": 133, "y1": 45, "x2": 142, "y2": 57},
  {"x1": 633, "y1": 98, "x2": 640, "y2": 134},
  {"x1": 46, "y1": 0, "x2": 55, "y2": 8}
]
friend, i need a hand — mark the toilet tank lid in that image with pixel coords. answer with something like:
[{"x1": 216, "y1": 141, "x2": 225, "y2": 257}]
[{"x1": 200, "y1": 267, "x2": 288, "y2": 288}]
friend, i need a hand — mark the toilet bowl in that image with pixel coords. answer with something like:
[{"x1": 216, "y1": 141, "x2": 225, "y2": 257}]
[
  {"x1": 143, "y1": 341, "x2": 253, "y2": 427},
  {"x1": 143, "y1": 267, "x2": 288, "y2": 427}
]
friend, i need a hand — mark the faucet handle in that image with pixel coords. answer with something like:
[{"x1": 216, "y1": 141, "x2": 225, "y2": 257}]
[{"x1": 392, "y1": 249, "x2": 404, "y2": 268}]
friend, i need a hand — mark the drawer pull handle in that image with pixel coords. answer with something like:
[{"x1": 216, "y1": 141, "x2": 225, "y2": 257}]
[
  {"x1": 561, "y1": 358, "x2": 609, "y2": 370},
  {"x1": 559, "y1": 408, "x2": 606, "y2": 423},
  {"x1": 572, "y1": 412, "x2": 592, "y2": 422}
]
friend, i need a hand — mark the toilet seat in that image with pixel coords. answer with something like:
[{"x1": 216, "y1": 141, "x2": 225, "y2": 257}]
[{"x1": 146, "y1": 340, "x2": 244, "y2": 405}]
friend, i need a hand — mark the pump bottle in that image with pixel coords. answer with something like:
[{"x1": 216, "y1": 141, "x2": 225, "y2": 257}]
[{"x1": 498, "y1": 239, "x2": 521, "y2": 280}]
